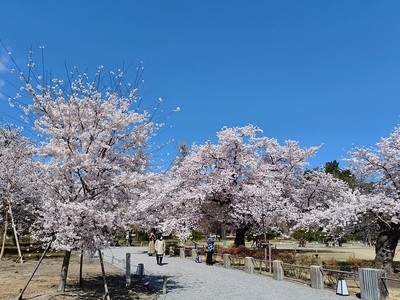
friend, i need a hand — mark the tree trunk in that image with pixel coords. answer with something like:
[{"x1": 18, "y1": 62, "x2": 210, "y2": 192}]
[
  {"x1": 374, "y1": 229, "x2": 400, "y2": 273},
  {"x1": 58, "y1": 250, "x2": 72, "y2": 292},
  {"x1": 221, "y1": 225, "x2": 226, "y2": 240},
  {"x1": 234, "y1": 224, "x2": 251, "y2": 246}
]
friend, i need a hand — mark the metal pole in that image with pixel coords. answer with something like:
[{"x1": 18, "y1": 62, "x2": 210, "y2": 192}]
[{"x1": 126, "y1": 253, "x2": 131, "y2": 287}]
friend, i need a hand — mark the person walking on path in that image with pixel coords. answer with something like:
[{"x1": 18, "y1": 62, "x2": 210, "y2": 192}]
[
  {"x1": 206, "y1": 234, "x2": 216, "y2": 265},
  {"x1": 155, "y1": 233, "x2": 166, "y2": 265}
]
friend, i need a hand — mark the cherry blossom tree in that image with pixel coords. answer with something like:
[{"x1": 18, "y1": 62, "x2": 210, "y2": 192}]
[
  {"x1": 124, "y1": 172, "x2": 166, "y2": 233},
  {"x1": 139, "y1": 125, "x2": 260, "y2": 243},
  {"x1": 296, "y1": 125, "x2": 400, "y2": 272},
  {"x1": 247, "y1": 137, "x2": 320, "y2": 239},
  {"x1": 293, "y1": 170, "x2": 356, "y2": 240},
  {"x1": 7, "y1": 51, "x2": 164, "y2": 290},
  {"x1": 153, "y1": 125, "x2": 329, "y2": 246},
  {"x1": 344, "y1": 125, "x2": 400, "y2": 272}
]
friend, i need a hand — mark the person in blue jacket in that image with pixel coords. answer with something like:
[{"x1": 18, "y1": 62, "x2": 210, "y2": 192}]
[{"x1": 206, "y1": 234, "x2": 216, "y2": 265}]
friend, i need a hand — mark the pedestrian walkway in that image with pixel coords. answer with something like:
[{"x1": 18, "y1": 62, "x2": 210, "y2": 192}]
[{"x1": 102, "y1": 247, "x2": 358, "y2": 300}]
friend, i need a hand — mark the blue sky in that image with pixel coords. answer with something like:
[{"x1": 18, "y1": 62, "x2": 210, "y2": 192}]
[{"x1": 1, "y1": 1, "x2": 400, "y2": 169}]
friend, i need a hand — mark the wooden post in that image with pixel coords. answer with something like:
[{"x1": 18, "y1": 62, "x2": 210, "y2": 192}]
[
  {"x1": 310, "y1": 265, "x2": 324, "y2": 289},
  {"x1": 268, "y1": 241, "x2": 272, "y2": 274},
  {"x1": 9, "y1": 206, "x2": 23, "y2": 263},
  {"x1": 79, "y1": 250, "x2": 84, "y2": 287},
  {"x1": 126, "y1": 231, "x2": 130, "y2": 247},
  {"x1": 98, "y1": 250, "x2": 111, "y2": 300},
  {"x1": 0, "y1": 209, "x2": 9, "y2": 260},
  {"x1": 223, "y1": 254, "x2": 231, "y2": 269},
  {"x1": 359, "y1": 268, "x2": 389, "y2": 300},
  {"x1": 273, "y1": 260, "x2": 284, "y2": 281},
  {"x1": 126, "y1": 253, "x2": 131, "y2": 287},
  {"x1": 16, "y1": 241, "x2": 52, "y2": 300},
  {"x1": 245, "y1": 257, "x2": 254, "y2": 274},
  {"x1": 264, "y1": 243, "x2": 267, "y2": 261},
  {"x1": 162, "y1": 276, "x2": 167, "y2": 295}
]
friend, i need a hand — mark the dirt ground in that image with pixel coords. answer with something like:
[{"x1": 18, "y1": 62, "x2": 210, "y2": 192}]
[{"x1": 0, "y1": 251, "x2": 155, "y2": 300}]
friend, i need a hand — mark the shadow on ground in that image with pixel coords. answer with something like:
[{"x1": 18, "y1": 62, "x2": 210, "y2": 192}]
[
  {"x1": 142, "y1": 273, "x2": 185, "y2": 296},
  {"x1": 40, "y1": 272, "x2": 185, "y2": 300},
  {"x1": 43, "y1": 274, "x2": 154, "y2": 300}
]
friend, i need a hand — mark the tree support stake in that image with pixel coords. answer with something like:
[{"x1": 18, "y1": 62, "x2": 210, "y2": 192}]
[{"x1": 16, "y1": 241, "x2": 52, "y2": 300}]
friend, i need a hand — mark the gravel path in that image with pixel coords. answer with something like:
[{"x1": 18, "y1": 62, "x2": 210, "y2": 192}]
[{"x1": 102, "y1": 247, "x2": 358, "y2": 300}]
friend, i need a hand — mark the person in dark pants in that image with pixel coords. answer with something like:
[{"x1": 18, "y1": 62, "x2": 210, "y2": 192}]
[
  {"x1": 155, "y1": 233, "x2": 166, "y2": 265},
  {"x1": 206, "y1": 234, "x2": 216, "y2": 265}
]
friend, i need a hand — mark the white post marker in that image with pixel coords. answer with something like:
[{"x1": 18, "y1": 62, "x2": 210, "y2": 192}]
[{"x1": 336, "y1": 278, "x2": 349, "y2": 296}]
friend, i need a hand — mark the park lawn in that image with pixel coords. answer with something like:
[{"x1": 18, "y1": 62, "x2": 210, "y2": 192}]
[
  {"x1": 159, "y1": 237, "x2": 400, "y2": 266},
  {"x1": 288, "y1": 246, "x2": 376, "y2": 261}
]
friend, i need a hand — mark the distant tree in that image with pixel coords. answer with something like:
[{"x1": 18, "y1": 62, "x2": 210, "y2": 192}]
[
  {"x1": 145, "y1": 125, "x2": 262, "y2": 244},
  {"x1": 153, "y1": 125, "x2": 348, "y2": 247},
  {"x1": 324, "y1": 160, "x2": 353, "y2": 182},
  {"x1": 323, "y1": 160, "x2": 370, "y2": 191},
  {"x1": 292, "y1": 229, "x2": 320, "y2": 247}
]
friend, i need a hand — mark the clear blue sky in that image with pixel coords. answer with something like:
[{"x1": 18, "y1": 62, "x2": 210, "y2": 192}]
[{"x1": 1, "y1": 1, "x2": 400, "y2": 169}]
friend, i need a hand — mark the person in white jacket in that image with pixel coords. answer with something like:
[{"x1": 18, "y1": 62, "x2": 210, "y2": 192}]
[{"x1": 155, "y1": 233, "x2": 166, "y2": 265}]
